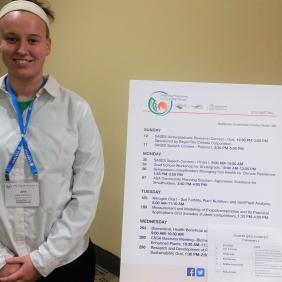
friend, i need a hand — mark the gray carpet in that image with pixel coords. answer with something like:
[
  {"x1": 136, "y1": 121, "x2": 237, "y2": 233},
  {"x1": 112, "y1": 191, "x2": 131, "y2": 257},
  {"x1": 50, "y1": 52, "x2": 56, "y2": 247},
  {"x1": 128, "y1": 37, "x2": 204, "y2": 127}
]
[{"x1": 95, "y1": 265, "x2": 119, "y2": 282}]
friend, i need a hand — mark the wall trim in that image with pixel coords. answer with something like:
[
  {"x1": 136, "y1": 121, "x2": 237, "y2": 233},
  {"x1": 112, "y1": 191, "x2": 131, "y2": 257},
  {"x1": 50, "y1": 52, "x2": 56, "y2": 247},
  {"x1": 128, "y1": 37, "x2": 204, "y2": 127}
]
[{"x1": 95, "y1": 244, "x2": 120, "y2": 277}]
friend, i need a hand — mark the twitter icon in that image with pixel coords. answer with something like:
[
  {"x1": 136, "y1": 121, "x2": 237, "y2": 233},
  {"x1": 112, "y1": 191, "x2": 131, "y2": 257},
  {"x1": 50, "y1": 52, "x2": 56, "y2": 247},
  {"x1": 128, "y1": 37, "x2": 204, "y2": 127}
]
[{"x1": 196, "y1": 268, "x2": 205, "y2": 277}]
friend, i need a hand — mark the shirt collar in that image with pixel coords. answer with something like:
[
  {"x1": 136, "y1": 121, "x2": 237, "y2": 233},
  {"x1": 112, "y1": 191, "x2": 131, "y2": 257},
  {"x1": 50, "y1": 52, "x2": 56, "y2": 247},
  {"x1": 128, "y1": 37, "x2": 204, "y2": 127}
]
[
  {"x1": 42, "y1": 75, "x2": 60, "y2": 98},
  {"x1": 0, "y1": 74, "x2": 60, "y2": 98},
  {"x1": 0, "y1": 74, "x2": 8, "y2": 94}
]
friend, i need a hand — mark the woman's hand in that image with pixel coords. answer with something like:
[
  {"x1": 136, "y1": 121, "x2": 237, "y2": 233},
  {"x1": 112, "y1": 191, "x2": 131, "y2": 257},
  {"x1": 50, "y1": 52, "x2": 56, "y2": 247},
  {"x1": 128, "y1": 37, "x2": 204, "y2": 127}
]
[
  {"x1": 0, "y1": 263, "x2": 21, "y2": 277},
  {"x1": 0, "y1": 256, "x2": 40, "y2": 282}
]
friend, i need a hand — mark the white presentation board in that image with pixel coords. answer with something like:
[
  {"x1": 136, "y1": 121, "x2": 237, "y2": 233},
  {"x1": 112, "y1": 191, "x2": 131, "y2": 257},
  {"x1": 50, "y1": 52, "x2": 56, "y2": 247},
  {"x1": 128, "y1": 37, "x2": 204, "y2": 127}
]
[{"x1": 120, "y1": 80, "x2": 282, "y2": 282}]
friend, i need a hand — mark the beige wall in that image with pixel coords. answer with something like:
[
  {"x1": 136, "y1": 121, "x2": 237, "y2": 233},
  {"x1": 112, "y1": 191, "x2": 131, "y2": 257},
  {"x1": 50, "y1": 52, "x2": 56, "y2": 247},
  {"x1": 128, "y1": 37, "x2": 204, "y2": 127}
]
[{"x1": 0, "y1": 0, "x2": 282, "y2": 257}]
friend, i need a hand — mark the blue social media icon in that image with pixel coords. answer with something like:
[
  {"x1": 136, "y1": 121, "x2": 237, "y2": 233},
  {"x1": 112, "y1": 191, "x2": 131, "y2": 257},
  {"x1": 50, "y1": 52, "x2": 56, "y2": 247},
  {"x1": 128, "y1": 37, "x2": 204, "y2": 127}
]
[
  {"x1": 196, "y1": 268, "x2": 205, "y2": 277},
  {"x1": 187, "y1": 268, "x2": 195, "y2": 276}
]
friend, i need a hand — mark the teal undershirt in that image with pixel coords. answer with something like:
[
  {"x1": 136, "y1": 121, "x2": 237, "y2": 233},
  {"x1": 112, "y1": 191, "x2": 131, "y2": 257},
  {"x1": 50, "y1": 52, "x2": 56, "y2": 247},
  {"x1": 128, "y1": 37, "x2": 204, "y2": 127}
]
[{"x1": 17, "y1": 100, "x2": 32, "y2": 113}]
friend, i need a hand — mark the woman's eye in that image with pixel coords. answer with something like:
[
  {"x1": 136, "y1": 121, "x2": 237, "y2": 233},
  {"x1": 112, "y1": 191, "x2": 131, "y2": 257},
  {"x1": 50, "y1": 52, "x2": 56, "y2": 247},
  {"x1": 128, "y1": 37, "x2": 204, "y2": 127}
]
[
  {"x1": 28, "y1": 39, "x2": 38, "y2": 44},
  {"x1": 5, "y1": 37, "x2": 17, "y2": 43}
]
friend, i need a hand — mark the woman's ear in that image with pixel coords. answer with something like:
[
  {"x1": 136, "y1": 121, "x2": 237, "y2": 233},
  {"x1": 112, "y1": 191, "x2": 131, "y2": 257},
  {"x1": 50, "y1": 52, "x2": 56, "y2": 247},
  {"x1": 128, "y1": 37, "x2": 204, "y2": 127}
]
[{"x1": 46, "y1": 37, "x2": 51, "y2": 56}]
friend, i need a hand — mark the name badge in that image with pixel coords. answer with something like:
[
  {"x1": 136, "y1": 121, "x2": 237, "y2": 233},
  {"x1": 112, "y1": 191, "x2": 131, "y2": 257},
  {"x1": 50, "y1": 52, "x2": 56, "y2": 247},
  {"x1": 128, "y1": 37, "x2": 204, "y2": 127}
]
[{"x1": 5, "y1": 182, "x2": 40, "y2": 207}]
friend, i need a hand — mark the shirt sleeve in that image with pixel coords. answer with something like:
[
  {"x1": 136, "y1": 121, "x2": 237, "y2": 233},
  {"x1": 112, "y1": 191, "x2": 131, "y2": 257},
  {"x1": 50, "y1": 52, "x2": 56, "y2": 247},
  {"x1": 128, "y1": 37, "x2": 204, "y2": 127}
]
[
  {"x1": 29, "y1": 103, "x2": 104, "y2": 277},
  {"x1": 0, "y1": 244, "x2": 14, "y2": 269}
]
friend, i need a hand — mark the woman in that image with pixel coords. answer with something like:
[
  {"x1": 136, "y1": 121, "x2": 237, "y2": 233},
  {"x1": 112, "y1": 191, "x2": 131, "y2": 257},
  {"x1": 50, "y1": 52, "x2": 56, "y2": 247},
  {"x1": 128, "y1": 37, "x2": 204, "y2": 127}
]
[{"x1": 0, "y1": 1, "x2": 104, "y2": 281}]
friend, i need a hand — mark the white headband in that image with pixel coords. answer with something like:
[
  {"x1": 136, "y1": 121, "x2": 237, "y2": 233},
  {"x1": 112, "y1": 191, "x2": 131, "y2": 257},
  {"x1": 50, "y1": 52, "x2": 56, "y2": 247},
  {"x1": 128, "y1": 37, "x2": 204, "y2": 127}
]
[{"x1": 0, "y1": 1, "x2": 50, "y2": 29}]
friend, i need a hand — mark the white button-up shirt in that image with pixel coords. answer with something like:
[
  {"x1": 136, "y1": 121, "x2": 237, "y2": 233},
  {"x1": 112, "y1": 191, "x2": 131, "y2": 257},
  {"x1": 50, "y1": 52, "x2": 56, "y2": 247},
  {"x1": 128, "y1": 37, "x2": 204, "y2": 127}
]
[{"x1": 0, "y1": 75, "x2": 104, "y2": 277}]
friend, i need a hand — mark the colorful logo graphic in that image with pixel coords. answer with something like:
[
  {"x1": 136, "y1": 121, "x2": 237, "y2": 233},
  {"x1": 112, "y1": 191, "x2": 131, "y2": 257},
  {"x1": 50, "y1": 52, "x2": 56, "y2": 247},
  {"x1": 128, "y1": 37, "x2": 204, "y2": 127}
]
[
  {"x1": 187, "y1": 268, "x2": 195, "y2": 277},
  {"x1": 148, "y1": 91, "x2": 173, "y2": 115}
]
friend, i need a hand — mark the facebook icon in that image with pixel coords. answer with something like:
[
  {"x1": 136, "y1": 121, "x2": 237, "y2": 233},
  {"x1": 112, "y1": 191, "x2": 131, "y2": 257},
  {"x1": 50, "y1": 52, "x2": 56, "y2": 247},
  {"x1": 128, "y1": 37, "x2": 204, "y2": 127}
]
[{"x1": 187, "y1": 268, "x2": 195, "y2": 276}]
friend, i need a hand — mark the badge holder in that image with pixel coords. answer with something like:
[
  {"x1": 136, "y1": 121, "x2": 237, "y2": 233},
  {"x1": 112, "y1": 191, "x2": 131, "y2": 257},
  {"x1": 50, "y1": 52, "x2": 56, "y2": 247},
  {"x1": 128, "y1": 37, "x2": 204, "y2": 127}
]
[
  {"x1": 4, "y1": 173, "x2": 40, "y2": 208},
  {"x1": 4, "y1": 77, "x2": 42, "y2": 208}
]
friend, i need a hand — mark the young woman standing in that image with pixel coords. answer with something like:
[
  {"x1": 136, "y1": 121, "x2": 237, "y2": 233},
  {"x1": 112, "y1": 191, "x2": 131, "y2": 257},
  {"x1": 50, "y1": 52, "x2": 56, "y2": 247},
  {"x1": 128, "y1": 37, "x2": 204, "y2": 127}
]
[{"x1": 0, "y1": 1, "x2": 104, "y2": 281}]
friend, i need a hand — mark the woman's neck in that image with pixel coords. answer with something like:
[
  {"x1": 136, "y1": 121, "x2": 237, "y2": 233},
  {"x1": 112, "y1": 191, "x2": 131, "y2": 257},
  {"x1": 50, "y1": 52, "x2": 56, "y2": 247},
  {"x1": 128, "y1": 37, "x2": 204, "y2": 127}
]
[{"x1": 7, "y1": 76, "x2": 43, "y2": 99}]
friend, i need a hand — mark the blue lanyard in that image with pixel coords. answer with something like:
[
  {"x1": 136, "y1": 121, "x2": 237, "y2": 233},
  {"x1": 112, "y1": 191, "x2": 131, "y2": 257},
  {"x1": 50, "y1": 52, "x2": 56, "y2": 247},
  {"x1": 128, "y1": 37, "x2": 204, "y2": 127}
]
[{"x1": 5, "y1": 78, "x2": 40, "y2": 181}]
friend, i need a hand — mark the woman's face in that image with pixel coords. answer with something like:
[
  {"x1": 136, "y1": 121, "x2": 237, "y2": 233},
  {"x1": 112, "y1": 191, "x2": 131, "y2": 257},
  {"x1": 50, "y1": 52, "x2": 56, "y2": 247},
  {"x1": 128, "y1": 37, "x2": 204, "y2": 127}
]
[{"x1": 0, "y1": 11, "x2": 51, "y2": 82}]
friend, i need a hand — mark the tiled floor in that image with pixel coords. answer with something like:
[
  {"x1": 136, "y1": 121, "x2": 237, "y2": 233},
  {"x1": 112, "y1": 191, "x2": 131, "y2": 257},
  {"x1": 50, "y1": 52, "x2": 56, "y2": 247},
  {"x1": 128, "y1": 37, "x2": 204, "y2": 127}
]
[{"x1": 95, "y1": 265, "x2": 119, "y2": 282}]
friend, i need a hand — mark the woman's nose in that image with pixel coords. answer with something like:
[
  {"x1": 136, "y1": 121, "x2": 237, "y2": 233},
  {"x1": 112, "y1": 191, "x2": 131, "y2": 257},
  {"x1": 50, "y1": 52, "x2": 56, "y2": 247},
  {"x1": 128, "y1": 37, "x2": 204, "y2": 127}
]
[{"x1": 16, "y1": 40, "x2": 29, "y2": 55}]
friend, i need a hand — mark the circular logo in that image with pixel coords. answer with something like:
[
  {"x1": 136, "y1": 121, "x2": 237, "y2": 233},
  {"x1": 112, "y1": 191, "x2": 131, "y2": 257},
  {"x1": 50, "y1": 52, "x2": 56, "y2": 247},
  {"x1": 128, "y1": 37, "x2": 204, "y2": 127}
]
[{"x1": 148, "y1": 91, "x2": 173, "y2": 116}]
